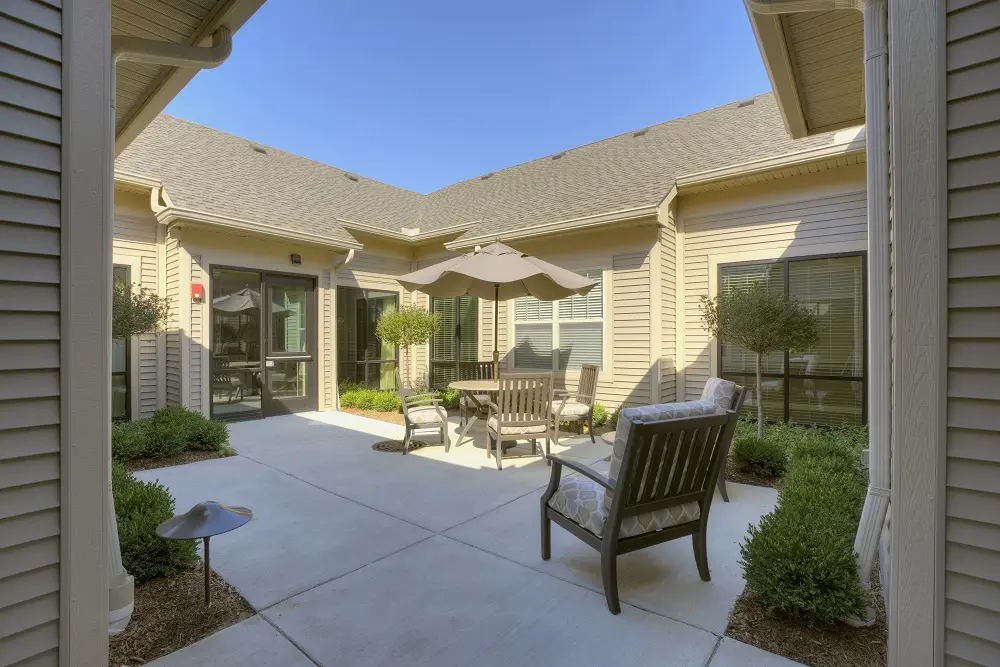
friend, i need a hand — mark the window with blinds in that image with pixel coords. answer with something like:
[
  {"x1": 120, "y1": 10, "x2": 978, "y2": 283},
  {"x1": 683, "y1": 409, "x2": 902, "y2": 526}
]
[
  {"x1": 718, "y1": 254, "x2": 866, "y2": 427},
  {"x1": 430, "y1": 296, "x2": 478, "y2": 387},
  {"x1": 514, "y1": 270, "x2": 602, "y2": 371}
]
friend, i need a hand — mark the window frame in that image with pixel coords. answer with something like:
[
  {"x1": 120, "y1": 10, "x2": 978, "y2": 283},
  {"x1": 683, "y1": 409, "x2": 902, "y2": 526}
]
[
  {"x1": 112, "y1": 264, "x2": 131, "y2": 421},
  {"x1": 429, "y1": 295, "x2": 479, "y2": 388},
  {"x1": 512, "y1": 269, "x2": 604, "y2": 372},
  {"x1": 716, "y1": 251, "x2": 868, "y2": 425},
  {"x1": 336, "y1": 286, "x2": 401, "y2": 390}
]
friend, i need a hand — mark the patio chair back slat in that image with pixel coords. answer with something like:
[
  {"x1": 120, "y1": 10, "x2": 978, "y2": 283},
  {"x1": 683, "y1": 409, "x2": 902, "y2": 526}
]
[
  {"x1": 685, "y1": 424, "x2": 721, "y2": 495},
  {"x1": 458, "y1": 361, "x2": 494, "y2": 381},
  {"x1": 496, "y1": 373, "x2": 552, "y2": 426},
  {"x1": 577, "y1": 363, "x2": 598, "y2": 404},
  {"x1": 649, "y1": 430, "x2": 681, "y2": 501},
  {"x1": 665, "y1": 428, "x2": 694, "y2": 498}
]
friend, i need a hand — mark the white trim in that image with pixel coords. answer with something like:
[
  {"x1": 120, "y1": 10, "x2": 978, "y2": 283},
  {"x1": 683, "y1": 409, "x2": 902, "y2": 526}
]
[
  {"x1": 445, "y1": 205, "x2": 658, "y2": 250},
  {"x1": 337, "y1": 217, "x2": 477, "y2": 243},
  {"x1": 155, "y1": 206, "x2": 364, "y2": 251},
  {"x1": 114, "y1": 170, "x2": 161, "y2": 190},
  {"x1": 706, "y1": 240, "x2": 868, "y2": 377},
  {"x1": 743, "y1": 6, "x2": 810, "y2": 138}
]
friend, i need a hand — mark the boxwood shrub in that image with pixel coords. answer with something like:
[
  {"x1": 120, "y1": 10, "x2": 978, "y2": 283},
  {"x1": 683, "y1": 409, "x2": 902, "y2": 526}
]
[
  {"x1": 111, "y1": 406, "x2": 231, "y2": 462},
  {"x1": 592, "y1": 402, "x2": 608, "y2": 427},
  {"x1": 739, "y1": 432, "x2": 869, "y2": 626},
  {"x1": 731, "y1": 435, "x2": 788, "y2": 477},
  {"x1": 113, "y1": 463, "x2": 196, "y2": 583}
]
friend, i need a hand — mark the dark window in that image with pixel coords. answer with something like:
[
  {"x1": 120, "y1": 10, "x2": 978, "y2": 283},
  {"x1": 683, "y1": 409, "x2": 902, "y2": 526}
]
[
  {"x1": 718, "y1": 253, "x2": 866, "y2": 427},
  {"x1": 429, "y1": 296, "x2": 478, "y2": 388},
  {"x1": 112, "y1": 265, "x2": 130, "y2": 421},
  {"x1": 337, "y1": 288, "x2": 399, "y2": 389}
]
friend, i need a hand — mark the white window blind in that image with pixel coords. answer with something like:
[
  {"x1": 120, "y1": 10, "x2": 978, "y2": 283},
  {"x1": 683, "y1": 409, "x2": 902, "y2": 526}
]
[{"x1": 514, "y1": 270, "x2": 602, "y2": 371}]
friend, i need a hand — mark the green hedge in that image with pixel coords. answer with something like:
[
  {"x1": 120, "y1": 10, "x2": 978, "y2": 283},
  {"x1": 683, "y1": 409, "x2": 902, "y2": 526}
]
[
  {"x1": 338, "y1": 384, "x2": 461, "y2": 413},
  {"x1": 731, "y1": 435, "x2": 788, "y2": 477},
  {"x1": 112, "y1": 406, "x2": 231, "y2": 462},
  {"x1": 113, "y1": 463, "x2": 196, "y2": 583},
  {"x1": 739, "y1": 429, "x2": 869, "y2": 626},
  {"x1": 592, "y1": 403, "x2": 608, "y2": 427}
]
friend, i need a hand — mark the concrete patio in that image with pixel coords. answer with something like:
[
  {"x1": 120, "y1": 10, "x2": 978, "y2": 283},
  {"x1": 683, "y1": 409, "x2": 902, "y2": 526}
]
[{"x1": 136, "y1": 411, "x2": 800, "y2": 667}]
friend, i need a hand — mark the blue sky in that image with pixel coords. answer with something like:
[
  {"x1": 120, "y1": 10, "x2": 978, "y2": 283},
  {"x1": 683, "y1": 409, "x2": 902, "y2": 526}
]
[{"x1": 165, "y1": 0, "x2": 772, "y2": 194}]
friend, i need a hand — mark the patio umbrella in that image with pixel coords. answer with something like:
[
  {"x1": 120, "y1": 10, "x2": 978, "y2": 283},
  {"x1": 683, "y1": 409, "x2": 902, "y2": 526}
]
[
  {"x1": 212, "y1": 287, "x2": 290, "y2": 314},
  {"x1": 396, "y1": 242, "x2": 597, "y2": 374}
]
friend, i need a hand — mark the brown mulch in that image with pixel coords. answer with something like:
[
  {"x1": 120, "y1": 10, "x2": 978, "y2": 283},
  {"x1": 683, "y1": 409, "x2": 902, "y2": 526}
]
[
  {"x1": 726, "y1": 556, "x2": 888, "y2": 667},
  {"x1": 109, "y1": 567, "x2": 254, "y2": 667},
  {"x1": 723, "y1": 459, "x2": 784, "y2": 490},
  {"x1": 340, "y1": 407, "x2": 407, "y2": 425},
  {"x1": 123, "y1": 450, "x2": 234, "y2": 473}
]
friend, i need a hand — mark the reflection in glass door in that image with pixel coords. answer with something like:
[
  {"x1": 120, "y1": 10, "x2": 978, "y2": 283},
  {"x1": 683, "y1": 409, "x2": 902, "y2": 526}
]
[
  {"x1": 211, "y1": 268, "x2": 263, "y2": 419},
  {"x1": 336, "y1": 288, "x2": 399, "y2": 390},
  {"x1": 263, "y1": 275, "x2": 316, "y2": 415}
]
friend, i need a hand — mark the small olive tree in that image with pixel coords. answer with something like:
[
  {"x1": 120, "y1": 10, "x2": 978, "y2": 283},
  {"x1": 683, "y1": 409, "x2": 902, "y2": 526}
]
[
  {"x1": 375, "y1": 305, "x2": 439, "y2": 389},
  {"x1": 699, "y1": 282, "x2": 818, "y2": 441},
  {"x1": 113, "y1": 280, "x2": 171, "y2": 339}
]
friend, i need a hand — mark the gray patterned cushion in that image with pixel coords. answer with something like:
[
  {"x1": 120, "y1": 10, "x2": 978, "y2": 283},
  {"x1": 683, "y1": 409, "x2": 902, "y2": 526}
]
[
  {"x1": 701, "y1": 377, "x2": 737, "y2": 411},
  {"x1": 605, "y1": 399, "x2": 721, "y2": 511},
  {"x1": 487, "y1": 416, "x2": 548, "y2": 436},
  {"x1": 407, "y1": 406, "x2": 445, "y2": 425},
  {"x1": 548, "y1": 477, "x2": 700, "y2": 538},
  {"x1": 554, "y1": 399, "x2": 591, "y2": 418}
]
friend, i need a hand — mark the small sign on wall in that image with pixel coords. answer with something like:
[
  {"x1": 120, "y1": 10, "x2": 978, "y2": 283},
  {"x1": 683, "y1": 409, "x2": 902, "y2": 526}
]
[{"x1": 191, "y1": 283, "x2": 204, "y2": 302}]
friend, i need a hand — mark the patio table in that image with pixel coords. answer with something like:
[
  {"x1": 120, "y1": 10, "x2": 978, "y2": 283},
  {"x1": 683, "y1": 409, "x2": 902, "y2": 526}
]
[{"x1": 448, "y1": 379, "x2": 499, "y2": 449}]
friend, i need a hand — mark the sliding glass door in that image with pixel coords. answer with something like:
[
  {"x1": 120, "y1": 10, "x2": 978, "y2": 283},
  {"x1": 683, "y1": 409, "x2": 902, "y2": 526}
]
[
  {"x1": 718, "y1": 253, "x2": 866, "y2": 427},
  {"x1": 263, "y1": 275, "x2": 317, "y2": 415},
  {"x1": 336, "y1": 287, "x2": 398, "y2": 390}
]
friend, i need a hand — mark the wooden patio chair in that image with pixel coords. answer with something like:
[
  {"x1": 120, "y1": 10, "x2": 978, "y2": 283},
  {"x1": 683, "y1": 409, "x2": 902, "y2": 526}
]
[
  {"x1": 700, "y1": 377, "x2": 748, "y2": 502},
  {"x1": 553, "y1": 363, "x2": 599, "y2": 444},
  {"x1": 395, "y1": 367, "x2": 449, "y2": 455},
  {"x1": 458, "y1": 360, "x2": 494, "y2": 427},
  {"x1": 486, "y1": 372, "x2": 553, "y2": 471},
  {"x1": 541, "y1": 398, "x2": 741, "y2": 614}
]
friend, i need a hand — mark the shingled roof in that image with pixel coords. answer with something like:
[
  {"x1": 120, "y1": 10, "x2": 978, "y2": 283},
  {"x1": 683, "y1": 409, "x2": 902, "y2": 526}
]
[{"x1": 116, "y1": 93, "x2": 841, "y2": 246}]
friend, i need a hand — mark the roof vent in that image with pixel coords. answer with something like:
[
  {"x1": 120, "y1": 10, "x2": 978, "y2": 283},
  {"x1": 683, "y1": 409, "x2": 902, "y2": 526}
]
[
  {"x1": 344, "y1": 172, "x2": 360, "y2": 182},
  {"x1": 250, "y1": 144, "x2": 267, "y2": 154},
  {"x1": 737, "y1": 97, "x2": 756, "y2": 108},
  {"x1": 632, "y1": 128, "x2": 648, "y2": 138},
  {"x1": 481, "y1": 172, "x2": 494, "y2": 180},
  {"x1": 551, "y1": 152, "x2": 566, "y2": 160}
]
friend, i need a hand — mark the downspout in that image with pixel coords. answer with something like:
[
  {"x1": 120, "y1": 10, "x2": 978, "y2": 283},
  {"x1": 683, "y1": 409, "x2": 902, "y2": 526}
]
[
  {"x1": 332, "y1": 249, "x2": 356, "y2": 407},
  {"x1": 107, "y1": 27, "x2": 233, "y2": 636},
  {"x1": 745, "y1": 0, "x2": 891, "y2": 626}
]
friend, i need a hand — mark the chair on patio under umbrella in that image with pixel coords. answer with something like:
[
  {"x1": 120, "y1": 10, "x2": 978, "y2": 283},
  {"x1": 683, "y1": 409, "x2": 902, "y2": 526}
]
[
  {"x1": 396, "y1": 242, "x2": 597, "y2": 378},
  {"x1": 486, "y1": 372, "x2": 554, "y2": 471},
  {"x1": 394, "y1": 367, "x2": 449, "y2": 455},
  {"x1": 541, "y1": 393, "x2": 743, "y2": 614}
]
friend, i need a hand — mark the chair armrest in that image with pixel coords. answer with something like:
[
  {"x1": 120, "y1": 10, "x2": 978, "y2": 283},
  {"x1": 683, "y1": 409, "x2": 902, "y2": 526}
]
[
  {"x1": 404, "y1": 394, "x2": 441, "y2": 408},
  {"x1": 548, "y1": 454, "x2": 613, "y2": 490}
]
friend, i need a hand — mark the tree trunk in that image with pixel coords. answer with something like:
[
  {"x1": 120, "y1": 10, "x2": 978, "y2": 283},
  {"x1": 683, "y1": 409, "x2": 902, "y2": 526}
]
[{"x1": 755, "y1": 352, "x2": 765, "y2": 441}]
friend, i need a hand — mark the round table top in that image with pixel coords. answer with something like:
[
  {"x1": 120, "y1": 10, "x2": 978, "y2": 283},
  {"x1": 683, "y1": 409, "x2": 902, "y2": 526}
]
[
  {"x1": 600, "y1": 431, "x2": 616, "y2": 445},
  {"x1": 448, "y1": 379, "x2": 500, "y2": 392}
]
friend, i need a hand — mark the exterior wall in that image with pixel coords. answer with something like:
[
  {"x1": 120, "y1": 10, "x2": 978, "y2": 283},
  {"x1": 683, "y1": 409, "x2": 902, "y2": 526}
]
[
  {"x1": 676, "y1": 164, "x2": 868, "y2": 399},
  {"x1": 499, "y1": 223, "x2": 659, "y2": 410},
  {"x1": 180, "y1": 226, "x2": 339, "y2": 414},
  {"x1": 0, "y1": 2, "x2": 65, "y2": 662},
  {"x1": 943, "y1": 3, "x2": 1000, "y2": 663},
  {"x1": 113, "y1": 190, "x2": 160, "y2": 418},
  {"x1": 659, "y1": 201, "x2": 678, "y2": 403},
  {"x1": 164, "y1": 228, "x2": 182, "y2": 406}
]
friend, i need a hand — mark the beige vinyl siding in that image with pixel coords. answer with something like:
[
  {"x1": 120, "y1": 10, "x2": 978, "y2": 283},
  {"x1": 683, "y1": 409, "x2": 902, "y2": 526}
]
[
  {"x1": 113, "y1": 194, "x2": 159, "y2": 417},
  {"x1": 659, "y1": 216, "x2": 677, "y2": 403},
  {"x1": 605, "y1": 252, "x2": 652, "y2": 409},
  {"x1": 678, "y1": 166, "x2": 867, "y2": 399},
  {"x1": 944, "y1": 3, "x2": 1000, "y2": 664},
  {"x1": 189, "y1": 254, "x2": 204, "y2": 414},
  {"x1": 323, "y1": 269, "x2": 333, "y2": 408},
  {"x1": 164, "y1": 229, "x2": 182, "y2": 406},
  {"x1": 0, "y1": 0, "x2": 62, "y2": 663}
]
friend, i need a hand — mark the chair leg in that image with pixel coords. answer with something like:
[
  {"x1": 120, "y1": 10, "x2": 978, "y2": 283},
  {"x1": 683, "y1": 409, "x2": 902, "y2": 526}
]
[
  {"x1": 531, "y1": 439, "x2": 537, "y2": 455},
  {"x1": 717, "y1": 474, "x2": 730, "y2": 503},
  {"x1": 601, "y1": 545, "x2": 621, "y2": 615},
  {"x1": 545, "y1": 437, "x2": 551, "y2": 466},
  {"x1": 540, "y1": 506, "x2": 551, "y2": 560},
  {"x1": 588, "y1": 412, "x2": 595, "y2": 443},
  {"x1": 693, "y1": 529, "x2": 710, "y2": 581},
  {"x1": 401, "y1": 425, "x2": 411, "y2": 455},
  {"x1": 441, "y1": 424, "x2": 450, "y2": 452},
  {"x1": 495, "y1": 438, "x2": 503, "y2": 471}
]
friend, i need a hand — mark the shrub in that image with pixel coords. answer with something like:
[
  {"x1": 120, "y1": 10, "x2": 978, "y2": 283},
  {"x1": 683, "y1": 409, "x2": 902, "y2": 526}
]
[
  {"x1": 111, "y1": 406, "x2": 231, "y2": 462},
  {"x1": 113, "y1": 462, "x2": 196, "y2": 583},
  {"x1": 339, "y1": 385, "x2": 402, "y2": 412},
  {"x1": 371, "y1": 391, "x2": 402, "y2": 412},
  {"x1": 189, "y1": 417, "x2": 229, "y2": 451},
  {"x1": 112, "y1": 420, "x2": 151, "y2": 461},
  {"x1": 731, "y1": 435, "x2": 788, "y2": 477},
  {"x1": 739, "y1": 436, "x2": 869, "y2": 626},
  {"x1": 437, "y1": 388, "x2": 460, "y2": 410},
  {"x1": 592, "y1": 402, "x2": 608, "y2": 427}
]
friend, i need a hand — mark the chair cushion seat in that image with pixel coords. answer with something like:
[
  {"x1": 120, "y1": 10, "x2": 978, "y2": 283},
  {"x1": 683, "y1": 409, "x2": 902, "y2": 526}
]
[
  {"x1": 548, "y1": 477, "x2": 700, "y2": 538},
  {"x1": 407, "y1": 406, "x2": 445, "y2": 425},
  {"x1": 460, "y1": 394, "x2": 491, "y2": 406},
  {"x1": 487, "y1": 416, "x2": 548, "y2": 436},
  {"x1": 554, "y1": 399, "x2": 591, "y2": 418}
]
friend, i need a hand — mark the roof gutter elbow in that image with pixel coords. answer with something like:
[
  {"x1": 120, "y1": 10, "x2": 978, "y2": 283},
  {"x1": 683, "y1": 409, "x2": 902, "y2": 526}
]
[{"x1": 111, "y1": 26, "x2": 232, "y2": 68}]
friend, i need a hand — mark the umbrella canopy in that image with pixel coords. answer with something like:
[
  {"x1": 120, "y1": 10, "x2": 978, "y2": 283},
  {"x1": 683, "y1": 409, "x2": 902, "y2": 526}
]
[
  {"x1": 396, "y1": 243, "x2": 597, "y2": 372},
  {"x1": 212, "y1": 287, "x2": 291, "y2": 314},
  {"x1": 397, "y1": 242, "x2": 597, "y2": 301}
]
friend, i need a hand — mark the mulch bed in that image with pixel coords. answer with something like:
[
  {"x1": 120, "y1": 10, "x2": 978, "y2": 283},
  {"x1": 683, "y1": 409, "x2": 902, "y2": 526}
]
[
  {"x1": 340, "y1": 407, "x2": 407, "y2": 425},
  {"x1": 109, "y1": 566, "x2": 254, "y2": 667},
  {"x1": 726, "y1": 558, "x2": 888, "y2": 667},
  {"x1": 123, "y1": 450, "x2": 234, "y2": 473}
]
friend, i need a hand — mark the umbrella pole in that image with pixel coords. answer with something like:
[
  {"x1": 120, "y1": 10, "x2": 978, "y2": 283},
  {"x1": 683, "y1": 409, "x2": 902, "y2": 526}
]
[{"x1": 493, "y1": 284, "x2": 499, "y2": 378}]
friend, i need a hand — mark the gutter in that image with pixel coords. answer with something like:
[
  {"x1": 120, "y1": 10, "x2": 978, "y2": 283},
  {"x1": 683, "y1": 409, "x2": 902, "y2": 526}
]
[
  {"x1": 114, "y1": 170, "x2": 162, "y2": 190},
  {"x1": 337, "y1": 217, "x2": 478, "y2": 243},
  {"x1": 444, "y1": 204, "x2": 659, "y2": 250},
  {"x1": 154, "y1": 205, "x2": 364, "y2": 251}
]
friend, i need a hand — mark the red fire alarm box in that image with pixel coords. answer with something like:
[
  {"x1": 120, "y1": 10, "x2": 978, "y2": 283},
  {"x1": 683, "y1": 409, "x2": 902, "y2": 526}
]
[{"x1": 191, "y1": 283, "x2": 204, "y2": 302}]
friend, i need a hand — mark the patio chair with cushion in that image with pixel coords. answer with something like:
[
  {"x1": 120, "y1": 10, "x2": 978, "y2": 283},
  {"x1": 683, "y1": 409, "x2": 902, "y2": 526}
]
[
  {"x1": 458, "y1": 361, "x2": 494, "y2": 427},
  {"x1": 553, "y1": 363, "x2": 599, "y2": 445},
  {"x1": 541, "y1": 396, "x2": 742, "y2": 614},
  {"x1": 699, "y1": 377, "x2": 746, "y2": 502},
  {"x1": 395, "y1": 367, "x2": 449, "y2": 455},
  {"x1": 486, "y1": 372, "x2": 553, "y2": 471}
]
